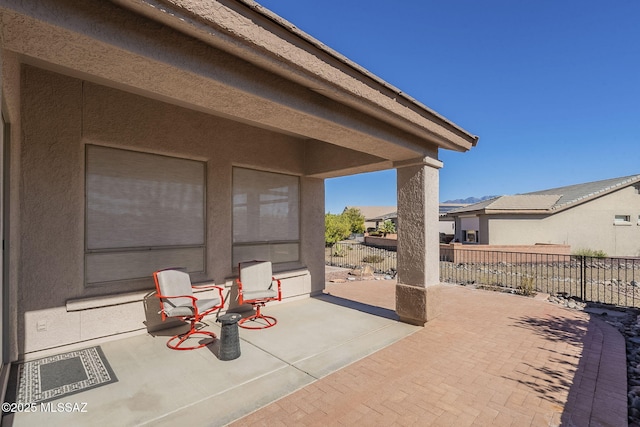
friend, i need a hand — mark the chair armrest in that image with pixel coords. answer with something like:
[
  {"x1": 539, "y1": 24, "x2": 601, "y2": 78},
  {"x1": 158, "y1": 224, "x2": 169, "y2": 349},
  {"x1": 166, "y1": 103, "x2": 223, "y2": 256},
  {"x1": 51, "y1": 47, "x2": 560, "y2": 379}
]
[
  {"x1": 156, "y1": 294, "x2": 198, "y2": 318},
  {"x1": 156, "y1": 294, "x2": 197, "y2": 302},
  {"x1": 191, "y1": 284, "x2": 225, "y2": 306},
  {"x1": 192, "y1": 284, "x2": 223, "y2": 291}
]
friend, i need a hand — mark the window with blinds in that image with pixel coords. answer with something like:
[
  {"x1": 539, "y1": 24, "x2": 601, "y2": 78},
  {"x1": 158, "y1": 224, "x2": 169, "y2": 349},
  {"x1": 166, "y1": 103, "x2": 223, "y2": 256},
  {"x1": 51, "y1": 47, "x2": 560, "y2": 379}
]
[
  {"x1": 85, "y1": 145, "x2": 206, "y2": 286},
  {"x1": 614, "y1": 215, "x2": 631, "y2": 225},
  {"x1": 232, "y1": 167, "x2": 300, "y2": 266}
]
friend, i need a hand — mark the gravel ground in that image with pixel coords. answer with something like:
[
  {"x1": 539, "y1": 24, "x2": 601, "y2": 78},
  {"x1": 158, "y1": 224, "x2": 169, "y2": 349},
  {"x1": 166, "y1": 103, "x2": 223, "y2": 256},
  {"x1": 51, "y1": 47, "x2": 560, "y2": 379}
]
[{"x1": 324, "y1": 268, "x2": 352, "y2": 283}]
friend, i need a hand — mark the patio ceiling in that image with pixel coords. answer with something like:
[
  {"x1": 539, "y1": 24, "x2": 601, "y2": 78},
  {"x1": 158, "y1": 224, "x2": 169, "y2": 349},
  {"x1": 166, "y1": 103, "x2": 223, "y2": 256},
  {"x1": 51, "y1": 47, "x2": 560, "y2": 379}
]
[{"x1": 1, "y1": 0, "x2": 477, "y2": 177}]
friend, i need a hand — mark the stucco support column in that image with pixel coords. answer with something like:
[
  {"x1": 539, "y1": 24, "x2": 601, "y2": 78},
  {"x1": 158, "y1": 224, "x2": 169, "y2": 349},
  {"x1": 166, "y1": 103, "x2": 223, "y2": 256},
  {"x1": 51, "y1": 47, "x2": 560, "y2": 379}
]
[{"x1": 394, "y1": 156, "x2": 443, "y2": 326}]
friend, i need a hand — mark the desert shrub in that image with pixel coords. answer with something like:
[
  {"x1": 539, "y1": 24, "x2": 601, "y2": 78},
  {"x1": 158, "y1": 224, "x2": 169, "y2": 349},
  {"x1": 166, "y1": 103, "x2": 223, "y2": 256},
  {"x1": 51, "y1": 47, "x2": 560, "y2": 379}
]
[
  {"x1": 332, "y1": 245, "x2": 345, "y2": 257},
  {"x1": 377, "y1": 220, "x2": 396, "y2": 236},
  {"x1": 573, "y1": 248, "x2": 607, "y2": 258},
  {"x1": 362, "y1": 254, "x2": 383, "y2": 263},
  {"x1": 518, "y1": 277, "x2": 537, "y2": 296}
]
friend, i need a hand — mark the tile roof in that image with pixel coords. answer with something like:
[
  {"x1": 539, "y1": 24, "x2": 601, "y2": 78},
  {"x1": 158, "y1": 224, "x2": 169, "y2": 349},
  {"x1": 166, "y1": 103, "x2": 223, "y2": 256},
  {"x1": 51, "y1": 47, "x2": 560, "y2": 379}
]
[
  {"x1": 446, "y1": 174, "x2": 640, "y2": 215},
  {"x1": 484, "y1": 194, "x2": 561, "y2": 210},
  {"x1": 526, "y1": 174, "x2": 640, "y2": 209}
]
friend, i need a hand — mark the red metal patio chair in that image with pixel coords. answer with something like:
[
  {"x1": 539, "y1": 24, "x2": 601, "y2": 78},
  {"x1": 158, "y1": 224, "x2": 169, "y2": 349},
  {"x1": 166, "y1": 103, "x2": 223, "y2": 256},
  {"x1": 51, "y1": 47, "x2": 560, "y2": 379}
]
[
  {"x1": 153, "y1": 268, "x2": 224, "y2": 350},
  {"x1": 236, "y1": 260, "x2": 282, "y2": 329}
]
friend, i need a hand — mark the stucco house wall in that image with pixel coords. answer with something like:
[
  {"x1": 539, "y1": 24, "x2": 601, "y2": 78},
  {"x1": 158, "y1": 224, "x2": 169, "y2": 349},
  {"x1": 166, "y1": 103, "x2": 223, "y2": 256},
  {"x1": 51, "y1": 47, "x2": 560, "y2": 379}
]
[
  {"x1": 484, "y1": 215, "x2": 547, "y2": 246},
  {"x1": 17, "y1": 65, "x2": 325, "y2": 353}
]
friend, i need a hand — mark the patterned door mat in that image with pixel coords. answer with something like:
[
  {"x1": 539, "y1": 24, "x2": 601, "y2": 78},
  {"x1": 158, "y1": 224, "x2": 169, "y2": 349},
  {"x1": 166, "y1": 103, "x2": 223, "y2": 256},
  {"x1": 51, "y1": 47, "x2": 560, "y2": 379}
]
[{"x1": 6, "y1": 346, "x2": 118, "y2": 404}]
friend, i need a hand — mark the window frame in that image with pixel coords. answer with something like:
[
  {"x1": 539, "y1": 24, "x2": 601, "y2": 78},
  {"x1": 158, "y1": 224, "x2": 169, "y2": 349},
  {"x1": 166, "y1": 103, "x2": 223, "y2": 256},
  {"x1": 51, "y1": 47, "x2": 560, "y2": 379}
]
[
  {"x1": 84, "y1": 145, "x2": 207, "y2": 287},
  {"x1": 613, "y1": 214, "x2": 632, "y2": 226},
  {"x1": 231, "y1": 167, "x2": 300, "y2": 267}
]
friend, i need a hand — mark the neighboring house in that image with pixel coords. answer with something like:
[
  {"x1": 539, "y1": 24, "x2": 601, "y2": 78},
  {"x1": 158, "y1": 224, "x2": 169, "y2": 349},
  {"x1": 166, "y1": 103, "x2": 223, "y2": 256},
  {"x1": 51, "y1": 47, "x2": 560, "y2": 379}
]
[
  {"x1": 0, "y1": 0, "x2": 477, "y2": 368},
  {"x1": 439, "y1": 203, "x2": 469, "y2": 215},
  {"x1": 345, "y1": 206, "x2": 397, "y2": 232},
  {"x1": 445, "y1": 175, "x2": 640, "y2": 256},
  {"x1": 350, "y1": 204, "x2": 466, "y2": 240},
  {"x1": 439, "y1": 203, "x2": 467, "y2": 242}
]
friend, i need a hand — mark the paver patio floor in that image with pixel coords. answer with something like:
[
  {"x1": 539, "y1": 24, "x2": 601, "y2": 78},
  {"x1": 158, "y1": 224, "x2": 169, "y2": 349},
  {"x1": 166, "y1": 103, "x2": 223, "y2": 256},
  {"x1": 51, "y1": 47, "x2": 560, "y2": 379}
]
[{"x1": 231, "y1": 281, "x2": 627, "y2": 427}]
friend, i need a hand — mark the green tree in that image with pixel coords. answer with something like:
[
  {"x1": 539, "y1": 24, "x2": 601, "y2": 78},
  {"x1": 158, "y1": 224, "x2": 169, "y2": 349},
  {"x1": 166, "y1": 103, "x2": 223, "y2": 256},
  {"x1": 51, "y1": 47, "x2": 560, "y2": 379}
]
[
  {"x1": 342, "y1": 207, "x2": 365, "y2": 234},
  {"x1": 325, "y1": 213, "x2": 350, "y2": 246},
  {"x1": 378, "y1": 219, "x2": 396, "y2": 237}
]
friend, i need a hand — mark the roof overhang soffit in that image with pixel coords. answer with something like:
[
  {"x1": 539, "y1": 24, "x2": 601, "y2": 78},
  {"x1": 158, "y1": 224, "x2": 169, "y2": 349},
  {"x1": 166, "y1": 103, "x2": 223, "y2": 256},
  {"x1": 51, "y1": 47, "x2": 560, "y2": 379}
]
[
  {"x1": 0, "y1": 0, "x2": 427, "y2": 162},
  {"x1": 110, "y1": 0, "x2": 478, "y2": 153}
]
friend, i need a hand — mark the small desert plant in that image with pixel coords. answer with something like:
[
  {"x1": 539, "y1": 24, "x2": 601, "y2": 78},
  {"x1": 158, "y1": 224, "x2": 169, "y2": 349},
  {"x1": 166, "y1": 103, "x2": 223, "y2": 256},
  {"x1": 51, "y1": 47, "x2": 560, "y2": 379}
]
[
  {"x1": 362, "y1": 254, "x2": 384, "y2": 263},
  {"x1": 573, "y1": 248, "x2": 607, "y2": 258},
  {"x1": 332, "y1": 245, "x2": 345, "y2": 257},
  {"x1": 518, "y1": 276, "x2": 537, "y2": 296},
  {"x1": 377, "y1": 220, "x2": 396, "y2": 237}
]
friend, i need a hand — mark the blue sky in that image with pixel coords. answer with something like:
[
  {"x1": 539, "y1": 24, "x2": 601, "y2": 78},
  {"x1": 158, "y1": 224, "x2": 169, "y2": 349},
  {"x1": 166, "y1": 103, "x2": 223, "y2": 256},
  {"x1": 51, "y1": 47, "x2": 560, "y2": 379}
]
[{"x1": 256, "y1": 1, "x2": 640, "y2": 213}]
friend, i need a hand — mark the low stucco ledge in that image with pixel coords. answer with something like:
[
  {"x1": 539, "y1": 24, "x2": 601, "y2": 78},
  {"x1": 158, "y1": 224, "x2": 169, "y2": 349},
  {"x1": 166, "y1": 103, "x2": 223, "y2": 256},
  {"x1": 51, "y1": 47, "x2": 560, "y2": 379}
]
[
  {"x1": 65, "y1": 284, "x2": 220, "y2": 311},
  {"x1": 66, "y1": 290, "x2": 152, "y2": 312},
  {"x1": 395, "y1": 283, "x2": 443, "y2": 326}
]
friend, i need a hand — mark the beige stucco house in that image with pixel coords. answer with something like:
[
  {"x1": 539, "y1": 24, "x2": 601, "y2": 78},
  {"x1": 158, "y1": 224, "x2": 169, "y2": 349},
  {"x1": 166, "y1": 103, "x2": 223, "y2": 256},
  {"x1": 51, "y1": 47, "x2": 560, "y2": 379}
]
[
  {"x1": 345, "y1": 206, "x2": 397, "y2": 233},
  {"x1": 0, "y1": 0, "x2": 477, "y2": 372},
  {"x1": 348, "y1": 205, "x2": 464, "y2": 240},
  {"x1": 446, "y1": 175, "x2": 640, "y2": 256}
]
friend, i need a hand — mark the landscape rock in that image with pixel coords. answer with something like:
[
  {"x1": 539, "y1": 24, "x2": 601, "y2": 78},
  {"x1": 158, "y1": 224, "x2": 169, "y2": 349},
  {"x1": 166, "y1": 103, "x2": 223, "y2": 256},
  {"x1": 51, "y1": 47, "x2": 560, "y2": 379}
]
[{"x1": 349, "y1": 265, "x2": 375, "y2": 278}]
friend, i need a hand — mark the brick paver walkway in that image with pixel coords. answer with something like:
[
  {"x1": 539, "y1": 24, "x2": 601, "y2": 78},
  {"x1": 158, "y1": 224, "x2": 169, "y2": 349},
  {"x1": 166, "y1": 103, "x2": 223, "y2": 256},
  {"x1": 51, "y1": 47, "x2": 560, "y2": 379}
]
[{"x1": 231, "y1": 281, "x2": 627, "y2": 426}]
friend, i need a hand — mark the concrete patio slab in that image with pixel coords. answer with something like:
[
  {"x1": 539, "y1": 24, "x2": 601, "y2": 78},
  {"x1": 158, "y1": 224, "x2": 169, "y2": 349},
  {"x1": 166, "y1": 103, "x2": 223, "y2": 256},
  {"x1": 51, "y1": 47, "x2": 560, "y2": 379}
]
[{"x1": 4, "y1": 294, "x2": 418, "y2": 427}]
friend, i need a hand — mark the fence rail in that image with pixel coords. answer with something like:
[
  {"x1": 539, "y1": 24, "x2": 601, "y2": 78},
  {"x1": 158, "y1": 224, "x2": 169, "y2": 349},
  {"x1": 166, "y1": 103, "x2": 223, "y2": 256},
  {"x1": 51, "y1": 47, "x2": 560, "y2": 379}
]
[
  {"x1": 325, "y1": 242, "x2": 397, "y2": 275},
  {"x1": 441, "y1": 248, "x2": 640, "y2": 308},
  {"x1": 325, "y1": 242, "x2": 640, "y2": 308}
]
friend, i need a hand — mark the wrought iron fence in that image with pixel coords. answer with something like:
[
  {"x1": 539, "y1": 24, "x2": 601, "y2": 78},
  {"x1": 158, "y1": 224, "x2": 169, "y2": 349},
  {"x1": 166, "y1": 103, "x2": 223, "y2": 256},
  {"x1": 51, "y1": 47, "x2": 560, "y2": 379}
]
[
  {"x1": 325, "y1": 243, "x2": 640, "y2": 308},
  {"x1": 440, "y1": 247, "x2": 640, "y2": 308},
  {"x1": 325, "y1": 242, "x2": 397, "y2": 275}
]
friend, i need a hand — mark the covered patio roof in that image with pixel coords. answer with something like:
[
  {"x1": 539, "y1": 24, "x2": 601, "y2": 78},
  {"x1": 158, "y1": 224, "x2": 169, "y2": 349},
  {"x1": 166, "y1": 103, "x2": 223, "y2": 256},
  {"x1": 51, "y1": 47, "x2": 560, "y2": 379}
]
[{"x1": 2, "y1": 0, "x2": 477, "y2": 178}]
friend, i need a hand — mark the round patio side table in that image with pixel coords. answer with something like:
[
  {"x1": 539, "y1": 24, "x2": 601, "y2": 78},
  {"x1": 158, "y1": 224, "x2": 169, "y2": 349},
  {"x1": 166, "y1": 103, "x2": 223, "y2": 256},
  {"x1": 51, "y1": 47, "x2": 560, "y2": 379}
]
[{"x1": 217, "y1": 313, "x2": 242, "y2": 360}]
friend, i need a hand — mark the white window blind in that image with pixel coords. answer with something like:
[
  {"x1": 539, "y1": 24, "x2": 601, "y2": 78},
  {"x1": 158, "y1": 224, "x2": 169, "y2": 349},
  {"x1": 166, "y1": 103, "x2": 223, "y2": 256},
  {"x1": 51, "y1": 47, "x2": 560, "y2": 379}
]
[
  {"x1": 85, "y1": 145, "x2": 205, "y2": 285},
  {"x1": 232, "y1": 167, "x2": 299, "y2": 265}
]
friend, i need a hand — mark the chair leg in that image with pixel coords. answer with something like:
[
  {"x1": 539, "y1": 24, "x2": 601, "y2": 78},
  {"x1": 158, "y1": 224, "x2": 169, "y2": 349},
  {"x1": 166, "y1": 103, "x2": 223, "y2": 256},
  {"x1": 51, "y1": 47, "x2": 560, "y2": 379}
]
[
  {"x1": 167, "y1": 319, "x2": 217, "y2": 350},
  {"x1": 238, "y1": 304, "x2": 277, "y2": 329}
]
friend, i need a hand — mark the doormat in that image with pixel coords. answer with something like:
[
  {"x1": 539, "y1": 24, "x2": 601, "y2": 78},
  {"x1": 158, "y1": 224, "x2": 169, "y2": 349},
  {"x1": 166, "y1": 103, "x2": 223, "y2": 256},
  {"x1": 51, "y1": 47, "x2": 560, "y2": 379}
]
[{"x1": 9, "y1": 346, "x2": 118, "y2": 404}]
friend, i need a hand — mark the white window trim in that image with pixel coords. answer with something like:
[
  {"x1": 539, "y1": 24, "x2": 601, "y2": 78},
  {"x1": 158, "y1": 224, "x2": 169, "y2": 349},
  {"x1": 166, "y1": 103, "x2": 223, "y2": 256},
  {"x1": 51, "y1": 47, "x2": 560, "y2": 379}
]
[{"x1": 614, "y1": 215, "x2": 632, "y2": 226}]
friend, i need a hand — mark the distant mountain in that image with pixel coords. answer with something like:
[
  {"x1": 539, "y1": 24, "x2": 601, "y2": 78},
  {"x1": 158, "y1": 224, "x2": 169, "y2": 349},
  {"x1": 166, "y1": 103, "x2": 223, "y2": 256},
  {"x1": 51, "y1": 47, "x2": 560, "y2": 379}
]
[{"x1": 443, "y1": 195, "x2": 499, "y2": 204}]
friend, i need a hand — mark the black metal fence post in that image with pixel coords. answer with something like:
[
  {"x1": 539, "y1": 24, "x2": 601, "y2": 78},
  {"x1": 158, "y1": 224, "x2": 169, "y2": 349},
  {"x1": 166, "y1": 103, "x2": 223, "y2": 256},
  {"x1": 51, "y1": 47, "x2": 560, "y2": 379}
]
[{"x1": 581, "y1": 255, "x2": 586, "y2": 301}]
